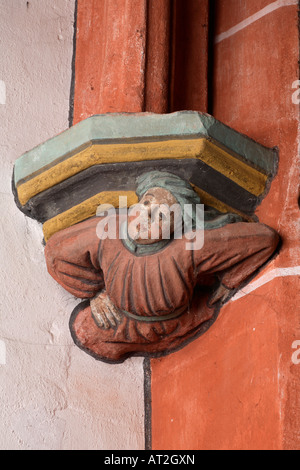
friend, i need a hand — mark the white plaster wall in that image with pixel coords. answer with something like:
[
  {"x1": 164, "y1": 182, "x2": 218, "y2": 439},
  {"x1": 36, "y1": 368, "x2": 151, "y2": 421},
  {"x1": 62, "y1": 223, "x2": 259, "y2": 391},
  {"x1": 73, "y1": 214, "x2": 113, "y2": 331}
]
[{"x1": 0, "y1": 0, "x2": 145, "y2": 450}]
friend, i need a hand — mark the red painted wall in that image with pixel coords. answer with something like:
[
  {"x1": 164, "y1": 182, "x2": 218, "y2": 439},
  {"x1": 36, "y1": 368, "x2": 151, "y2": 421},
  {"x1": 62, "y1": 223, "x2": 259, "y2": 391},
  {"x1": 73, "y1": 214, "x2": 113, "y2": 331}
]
[
  {"x1": 72, "y1": 0, "x2": 299, "y2": 450},
  {"x1": 151, "y1": 0, "x2": 300, "y2": 450}
]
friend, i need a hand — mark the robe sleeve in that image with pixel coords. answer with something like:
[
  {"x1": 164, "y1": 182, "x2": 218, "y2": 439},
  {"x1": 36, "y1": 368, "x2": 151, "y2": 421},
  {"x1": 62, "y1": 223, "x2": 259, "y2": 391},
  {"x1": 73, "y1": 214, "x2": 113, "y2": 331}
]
[
  {"x1": 193, "y1": 222, "x2": 279, "y2": 289},
  {"x1": 45, "y1": 217, "x2": 104, "y2": 299}
]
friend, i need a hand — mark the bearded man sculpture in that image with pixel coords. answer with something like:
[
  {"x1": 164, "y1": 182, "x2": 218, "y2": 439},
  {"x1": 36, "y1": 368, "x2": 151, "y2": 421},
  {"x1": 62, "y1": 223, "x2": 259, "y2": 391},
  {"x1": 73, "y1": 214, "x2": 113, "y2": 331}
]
[{"x1": 45, "y1": 171, "x2": 279, "y2": 363}]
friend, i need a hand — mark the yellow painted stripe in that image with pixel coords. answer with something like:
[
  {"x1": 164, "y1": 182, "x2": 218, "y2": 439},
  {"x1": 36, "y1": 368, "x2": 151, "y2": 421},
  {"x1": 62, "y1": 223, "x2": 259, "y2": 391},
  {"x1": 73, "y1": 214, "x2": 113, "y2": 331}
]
[
  {"x1": 43, "y1": 184, "x2": 255, "y2": 242},
  {"x1": 17, "y1": 139, "x2": 206, "y2": 205},
  {"x1": 200, "y1": 140, "x2": 267, "y2": 196},
  {"x1": 17, "y1": 138, "x2": 267, "y2": 206},
  {"x1": 43, "y1": 191, "x2": 138, "y2": 242}
]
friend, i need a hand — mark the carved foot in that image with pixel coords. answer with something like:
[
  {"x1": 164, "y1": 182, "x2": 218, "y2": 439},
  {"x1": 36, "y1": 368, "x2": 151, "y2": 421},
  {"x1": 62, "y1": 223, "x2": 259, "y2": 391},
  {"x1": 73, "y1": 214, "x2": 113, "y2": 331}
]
[{"x1": 90, "y1": 290, "x2": 123, "y2": 330}]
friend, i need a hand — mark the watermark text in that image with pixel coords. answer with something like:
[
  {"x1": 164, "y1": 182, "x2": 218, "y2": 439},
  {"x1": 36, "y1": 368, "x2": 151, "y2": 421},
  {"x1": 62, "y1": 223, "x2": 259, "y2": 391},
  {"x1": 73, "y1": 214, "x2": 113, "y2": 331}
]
[
  {"x1": 291, "y1": 340, "x2": 300, "y2": 365},
  {"x1": 292, "y1": 80, "x2": 300, "y2": 105},
  {"x1": 96, "y1": 198, "x2": 204, "y2": 250},
  {"x1": 0, "y1": 340, "x2": 6, "y2": 365}
]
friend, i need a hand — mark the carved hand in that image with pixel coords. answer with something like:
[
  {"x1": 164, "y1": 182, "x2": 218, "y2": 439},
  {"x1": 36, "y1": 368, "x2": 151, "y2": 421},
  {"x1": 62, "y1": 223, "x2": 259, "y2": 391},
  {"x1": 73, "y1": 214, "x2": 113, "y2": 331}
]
[{"x1": 90, "y1": 290, "x2": 123, "y2": 330}]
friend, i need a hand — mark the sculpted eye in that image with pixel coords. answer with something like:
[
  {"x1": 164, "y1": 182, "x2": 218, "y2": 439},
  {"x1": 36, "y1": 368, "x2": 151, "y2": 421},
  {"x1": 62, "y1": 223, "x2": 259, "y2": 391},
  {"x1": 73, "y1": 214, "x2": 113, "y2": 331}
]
[{"x1": 143, "y1": 200, "x2": 150, "y2": 206}]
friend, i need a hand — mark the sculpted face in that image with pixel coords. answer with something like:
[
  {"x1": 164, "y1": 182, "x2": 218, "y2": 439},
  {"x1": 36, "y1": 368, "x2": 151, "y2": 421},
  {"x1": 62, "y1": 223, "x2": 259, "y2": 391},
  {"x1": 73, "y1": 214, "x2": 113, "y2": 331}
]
[{"x1": 127, "y1": 187, "x2": 178, "y2": 245}]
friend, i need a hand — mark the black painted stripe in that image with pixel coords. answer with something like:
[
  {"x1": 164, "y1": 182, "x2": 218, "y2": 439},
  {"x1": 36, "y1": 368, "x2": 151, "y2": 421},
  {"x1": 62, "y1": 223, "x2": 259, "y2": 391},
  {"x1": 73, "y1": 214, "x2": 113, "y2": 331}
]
[{"x1": 16, "y1": 158, "x2": 259, "y2": 223}]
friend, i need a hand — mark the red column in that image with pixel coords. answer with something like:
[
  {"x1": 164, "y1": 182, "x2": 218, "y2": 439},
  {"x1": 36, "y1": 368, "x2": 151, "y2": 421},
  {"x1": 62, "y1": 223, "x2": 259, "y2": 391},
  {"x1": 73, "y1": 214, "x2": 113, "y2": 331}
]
[
  {"x1": 169, "y1": 0, "x2": 209, "y2": 112},
  {"x1": 144, "y1": 0, "x2": 171, "y2": 113},
  {"x1": 73, "y1": 0, "x2": 147, "y2": 123},
  {"x1": 72, "y1": 0, "x2": 209, "y2": 123}
]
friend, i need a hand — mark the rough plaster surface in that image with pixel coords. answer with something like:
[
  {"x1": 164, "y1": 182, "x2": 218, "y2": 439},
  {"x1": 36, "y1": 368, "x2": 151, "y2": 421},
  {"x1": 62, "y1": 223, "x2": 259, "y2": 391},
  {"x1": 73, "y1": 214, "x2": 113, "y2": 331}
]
[{"x1": 0, "y1": 0, "x2": 145, "y2": 450}]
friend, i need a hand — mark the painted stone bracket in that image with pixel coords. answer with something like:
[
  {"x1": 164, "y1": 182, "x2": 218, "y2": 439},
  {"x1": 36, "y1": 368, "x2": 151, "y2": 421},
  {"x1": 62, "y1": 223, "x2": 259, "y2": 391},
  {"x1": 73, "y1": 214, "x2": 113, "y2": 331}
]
[{"x1": 13, "y1": 112, "x2": 280, "y2": 363}]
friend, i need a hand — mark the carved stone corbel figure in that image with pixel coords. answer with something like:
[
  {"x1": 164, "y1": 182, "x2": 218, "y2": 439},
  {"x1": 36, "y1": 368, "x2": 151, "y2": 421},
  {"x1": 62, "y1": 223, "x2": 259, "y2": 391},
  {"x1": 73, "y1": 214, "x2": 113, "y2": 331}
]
[
  {"x1": 12, "y1": 112, "x2": 280, "y2": 364},
  {"x1": 45, "y1": 171, "x2": 279, "y2": 363}
]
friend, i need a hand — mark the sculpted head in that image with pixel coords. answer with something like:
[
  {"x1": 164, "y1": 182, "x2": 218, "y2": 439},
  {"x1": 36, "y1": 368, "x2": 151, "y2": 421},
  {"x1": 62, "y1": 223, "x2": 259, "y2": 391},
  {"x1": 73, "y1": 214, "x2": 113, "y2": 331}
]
[{"x1": 127, "y1": 171, "x2": 202, "y2": 245}]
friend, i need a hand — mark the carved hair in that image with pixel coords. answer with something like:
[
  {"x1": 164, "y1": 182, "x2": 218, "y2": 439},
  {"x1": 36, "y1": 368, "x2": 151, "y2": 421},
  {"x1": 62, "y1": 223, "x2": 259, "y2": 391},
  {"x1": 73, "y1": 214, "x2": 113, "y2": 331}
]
[
  {"x1": 136, "y1": 171, "x2": 202, "y2": 230},
  {"x1": 136, "y1": 171, "x2": 243, "y2": 230},
  {"x1": 136, "y1": 171, "x2": 200, "y2": 204}
]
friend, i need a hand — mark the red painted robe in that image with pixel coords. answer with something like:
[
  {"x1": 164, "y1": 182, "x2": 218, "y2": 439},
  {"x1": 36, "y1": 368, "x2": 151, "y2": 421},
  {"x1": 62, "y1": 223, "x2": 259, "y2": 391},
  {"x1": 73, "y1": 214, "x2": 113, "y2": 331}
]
[{"x1": 45, "y1": 215, "x2": 279, "y2": 362}]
